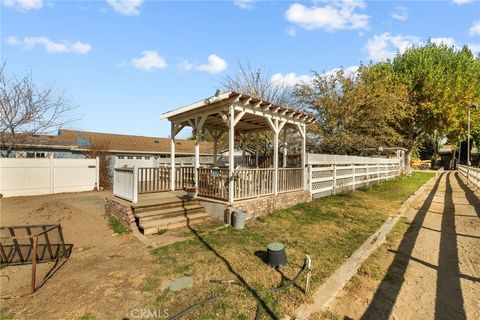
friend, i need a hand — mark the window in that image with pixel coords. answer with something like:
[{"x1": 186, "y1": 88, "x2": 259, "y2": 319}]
[
  {"x1": 145, "y1": 156, "x2": 150, "y2": 160},
  {"x1": 127, "y1": 156, "x2": 133, "y2": 159},
  {"x1": 136, "y1": 156, "x2": 142, "y2": 159},
  {"x1": 118, "y1": 156, "x2": 124, "y2": 159},
  {"x1": 26, "y1": 152, "x2": 46, "y2": 158}
]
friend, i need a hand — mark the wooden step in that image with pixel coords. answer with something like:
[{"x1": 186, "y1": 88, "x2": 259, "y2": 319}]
[
  {"x1": 135, "y1": 205, "x2": 206, "y2": 221},
  {"x1": 140, "y1": 212, "x2": 211, "y2": 235},
  {"x1": 133, "y1": 198, "x2": 199, "y2": 213}
]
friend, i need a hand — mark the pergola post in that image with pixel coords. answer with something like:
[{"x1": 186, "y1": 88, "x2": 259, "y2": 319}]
[
  {"x1": 228, "y1": 105, "x2": 235, "y2": 203},
  {"x1": 273, "y1": 119, "x2": 279, "y2": 195},
  {"x1": 170, "y1": 122, "x2": 176, "y2": 191},
  {"x1": 241, "y1": 134, "x2": 246, "y2": 166},
  {"x1": 255, "y1": 132, "x2": 260, "y2": 168},
  {"x1": 301, "y1": 124, "x2": 306, "y2": 169},
  {"x1": 297, "y1": 123, "x2": 307, "y2": 190},
  {"x1": 283, "y1": 129, "x2": 288, "y2": 168},
  {"x1": 207, "y1": 128, "x2": 223, "y2": 166},
  {"x1": 192, "y1": 115, "x2": 207, "y2": 189}
]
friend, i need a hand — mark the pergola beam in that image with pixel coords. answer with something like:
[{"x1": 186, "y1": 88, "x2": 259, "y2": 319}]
[{"x1": 160, "y1": 91, "x2": 315, "y2": 202}]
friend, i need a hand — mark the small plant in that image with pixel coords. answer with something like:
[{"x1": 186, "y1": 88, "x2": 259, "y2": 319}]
[
  {"x1": 76, "y1": 313, "x2": 94, "y2": 320},
  {"x1": 0, "y1": 307, "x2": 13, "y2": 320},
  {"x1": 105, "y1": 214, "x2": 129, "y2": 234}
]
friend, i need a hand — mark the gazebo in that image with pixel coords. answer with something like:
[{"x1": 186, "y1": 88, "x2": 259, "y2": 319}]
[
  {"x1": 110, "y1": 91, "x2": 316, "y2": 233},
  {"x1": 160, "y1": 91, "x2": 315, "y2": 204}
]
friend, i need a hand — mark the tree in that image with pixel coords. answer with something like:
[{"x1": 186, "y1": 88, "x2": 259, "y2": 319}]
[
  {"x1": 217, "y1": 61, "x2": 302, "y2": 156},
  {"x1": 391, "y1": 43, "x2": 480, "y2": 157},
  {"x1": 294, "y1": 65, "x2": 409, "y2": 154},
  {"x1": 0, "y1": 63, "x2": 76, "y2": 155},
  {"x1": 221, "y1": 61, "x2": 295, "y2": 107},
  {"x1": 82, "y1": 137, "x2": 112, "y2": 189}
]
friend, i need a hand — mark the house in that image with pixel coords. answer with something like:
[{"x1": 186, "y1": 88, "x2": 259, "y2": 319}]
[{"x1": 1, "y1": 129, "x2": 214, "y2": 181}]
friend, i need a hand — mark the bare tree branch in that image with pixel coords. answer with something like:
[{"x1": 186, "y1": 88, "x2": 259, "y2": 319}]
[{"x1": 0, "y1": 62, "x2": 78, "y2": 155}]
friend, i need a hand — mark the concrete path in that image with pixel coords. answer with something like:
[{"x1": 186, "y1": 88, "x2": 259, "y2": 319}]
[{"x1": 328, "y1": 172, "x2": 480, "y2": 319}]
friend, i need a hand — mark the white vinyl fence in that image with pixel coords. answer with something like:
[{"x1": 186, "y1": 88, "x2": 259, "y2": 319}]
[
  {"x1": 307, "y1": 154, "x2": 401, "y2": 199},
  {"x1": 458, "y1": 165, "x2": 480, "y2": 189},
  {"x1": 0, "y1": 157, "x2": 99, "y2": 197}
]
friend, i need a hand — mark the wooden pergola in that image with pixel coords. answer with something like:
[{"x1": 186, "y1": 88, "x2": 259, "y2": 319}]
[{"x1": 160, "y1": 91, "x2": 315, "y2": 203}]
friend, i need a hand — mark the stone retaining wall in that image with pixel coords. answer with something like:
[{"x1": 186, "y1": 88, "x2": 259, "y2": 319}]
[
  {"x1": 228, "y1": 190, "x2": 311, "y2": 222},
  {"x1": 105, "y1": 196, "x2": 136, "y2": 229}
]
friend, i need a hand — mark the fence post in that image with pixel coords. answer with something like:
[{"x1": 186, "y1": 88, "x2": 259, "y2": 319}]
[
  {"x1": 132, "y1": 165, "x2": 138, "y2": 203},
  {"x1": 113, "y1": 168, "x2": 117, "y2": 197},
  {"x1": 95, "y1": 156, "x2": 100, "y2": 191},
  {"x1": 333, "y1": 164, "x2": 337, "y2": 195},
  {"x1": 308, "y1": 165, "x2": 312, "y2": 192},
  {"x1": 49, "y1": 154, "x2": 54, "y2": 194},
  {"x1": 352, "y1": 164, "x2": 356, "y2": 190},
  {"x1": 366, "y1": 164, "x2": 370, "y2": 186},
  {"x1": 377, "y1": 163, "x2": 380, "y2": 184}
]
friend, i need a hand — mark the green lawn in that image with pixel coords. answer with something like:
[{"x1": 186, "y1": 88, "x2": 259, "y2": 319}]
[{"x1": 141, "y1": 172, "x2": 435, "y2": 319}]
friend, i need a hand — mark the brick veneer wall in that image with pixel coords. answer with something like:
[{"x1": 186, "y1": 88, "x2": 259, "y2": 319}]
[
  {"x1": 105, "y1": 196, "x2": 136, "y2": 230},
  {"x1": 227, "y1": 190, "x2": 311, "y2": 222}
]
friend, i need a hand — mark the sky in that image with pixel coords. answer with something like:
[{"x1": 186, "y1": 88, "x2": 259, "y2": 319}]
[{"x1": 1, "y1": 0, "x2": 480, "y2": 139}]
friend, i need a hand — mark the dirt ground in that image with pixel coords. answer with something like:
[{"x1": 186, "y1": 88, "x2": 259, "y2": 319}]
[
  {"x1": 0, "y1": 191, "x2": 156, "y2": 319},
  {"x1": 324, "y1": 172, "x2": 480, "y2": 320}
]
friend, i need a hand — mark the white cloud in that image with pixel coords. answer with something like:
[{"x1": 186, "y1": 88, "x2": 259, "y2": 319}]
[
  {"x1": 1, "y1": 0, "x2": 43, "y2": 11},
  {"x1": 271, "y1": 66, "x2": 359, "y2": 87},
  {"x1": 391, "y1": 5, "x2": 408, "y2": 21},
  {"x1": 430, "y1": 37, "x2": 457, "y2": 47},
  {"x1": 365, "y1": 33, "x2": 421, "y2": 61},
  {"x1": 6, "y1": 36, "x2": 91, "y2": 54},
  {"x1": 271, "y1": 73, "x2": 313, "y2": 87},
  {"x1": 178, "y1": 58, "x2": 194, "y2": 71},
  {"x1": 129, "y1": 50, "x2": 167, "y2": 70},
  {"x1": 468, "y1": 43, "x2": 480, "y2": 55},
  {"x1": 285, "y1": 0, "x2": 369, "y2": 32},
  {"x1": 452, "y1": 0, "x2": 473, "y2": 4},
  {"x1": 470, "y1": 21, "x2": 480, "y2": 36},
  {"x1": 195, "y1": 54, "x2": 228, "y2": 74},
  {"x1": 323, "y1": 65, "x2": 360, "y2": 78},
  {"x1": 106, "y1": 0, "x2": 142, "y2": 16},
  {"x1": 234, "y1": 0, "x2": 255, "y2": 10}
]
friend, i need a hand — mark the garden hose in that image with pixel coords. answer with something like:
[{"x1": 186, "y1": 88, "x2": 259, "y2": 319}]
[{"x1": 167, "y1": 254, "x2": 312, "y2": 320}]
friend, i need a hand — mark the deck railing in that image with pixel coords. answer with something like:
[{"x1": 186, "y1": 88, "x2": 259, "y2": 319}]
[
  {"x1": 137, "y1": 166, "x2": 195, "y2": 194},
  {"x1": 278, "y1": 168, "x2": 304, "y2": 193},
  {"x1": 113, "y1": 167, "x2": 137, "y2": 202},
  {"x1": 197, "y1": 168, "x2": 229, "y2": 200},
  {"x1": 138, "y1": 167, "x2": 171, "y2": 193},
  {"x1": 114, "y1": 166, "x2": 306, "y2": 203},
  {"x1": 458, "y1": 164, "x2": 480, "y2": 189},
  {"x1": 234, "y1": 168, "x2": 275, "y2": 200}
]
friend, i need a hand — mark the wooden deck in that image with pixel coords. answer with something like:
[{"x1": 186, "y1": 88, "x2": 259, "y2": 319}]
[{"x1": 134, "y1": 190, "x2": 188, "y2": 207}]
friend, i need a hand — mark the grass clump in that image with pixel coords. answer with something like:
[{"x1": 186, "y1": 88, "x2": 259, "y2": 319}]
[
  {"x1": 105, "y1": 214, "x2": 129, "y2": 234},
  {"x1": 0, "y1": 307, "x2": 13, "y2": 320}
]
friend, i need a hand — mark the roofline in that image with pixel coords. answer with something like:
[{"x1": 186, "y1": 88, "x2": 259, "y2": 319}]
[
  {"x1": 160, "y1": 91, "x2": 316, "y2": 123},
  {"x1": 160, "y1": 91, "x2": 233, "y2": 120}
]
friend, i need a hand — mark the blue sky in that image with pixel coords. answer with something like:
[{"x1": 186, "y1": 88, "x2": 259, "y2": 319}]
[{"x1": 2, "y1": 0, "x2": 480, "y2": 139}]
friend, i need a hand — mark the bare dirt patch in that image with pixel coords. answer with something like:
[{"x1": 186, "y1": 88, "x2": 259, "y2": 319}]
[{"x1": 0, "y1": 191, "x2": 155, "y2": 319}]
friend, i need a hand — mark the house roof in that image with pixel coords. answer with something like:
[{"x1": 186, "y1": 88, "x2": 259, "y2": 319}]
[
  {"x1": 160, "y1": 91, "x2": 315, "y2": 133},
  {"x1": 2, "y1": 129, "x2": 214, "y2": 155}
]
